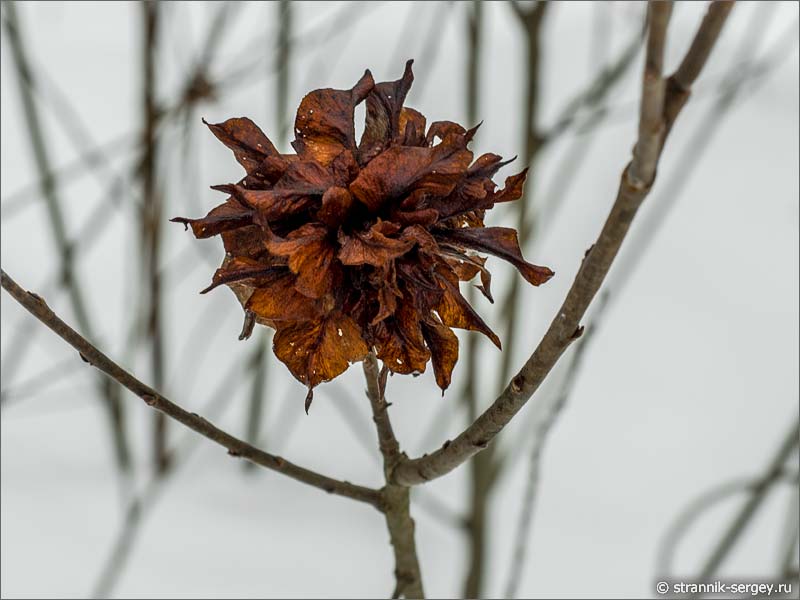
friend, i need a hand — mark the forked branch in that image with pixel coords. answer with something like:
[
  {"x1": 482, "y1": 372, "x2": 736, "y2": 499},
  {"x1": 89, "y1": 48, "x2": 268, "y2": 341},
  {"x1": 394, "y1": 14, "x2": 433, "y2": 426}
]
[
  {"x1": 364, "y1": 353, "x2": 425, "y2": 599},
  {"x1": 391, "y1": 0, "x2": 734, "y2": 487}
]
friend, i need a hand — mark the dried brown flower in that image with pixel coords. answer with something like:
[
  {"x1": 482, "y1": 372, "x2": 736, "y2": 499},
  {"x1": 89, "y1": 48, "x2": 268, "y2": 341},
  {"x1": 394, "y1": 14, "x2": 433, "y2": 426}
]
[{"x1": 173, "y1": 61, "x2": 553, "y2": 408}]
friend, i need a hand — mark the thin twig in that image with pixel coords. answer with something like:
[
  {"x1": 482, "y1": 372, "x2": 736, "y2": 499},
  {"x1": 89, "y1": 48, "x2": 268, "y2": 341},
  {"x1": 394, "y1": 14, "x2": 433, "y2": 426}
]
[
  {"x1": 697, "y1": 420, "x2": 799, "y2": 581},
  {"x1": 139, "y1": 0, "x2": 169, "y2": 474},
  {"x1": 460, "y1": 1, "x2": 494, "y2": 596},
  {"x1": 391, "y1": 0, "x2": 733, "y2": 487},
  {"x1": 0, "y1": 269, "x2": 383, "y2": 508},
  {"x1": 243, "y1": 332, "x2": 270, "y2": 471},
  {"x1": 364, "y1": 353, "x2": 401, "y2": 473},
  {"x1": 656, "y1": 467, "x2": 799, "y2": 579},
  {"x1": 628, "y1": 1, "x2": 672, "y2": 188},
  {"x1": 363, "y1": 353, "x2": 424, "y2": 599}
]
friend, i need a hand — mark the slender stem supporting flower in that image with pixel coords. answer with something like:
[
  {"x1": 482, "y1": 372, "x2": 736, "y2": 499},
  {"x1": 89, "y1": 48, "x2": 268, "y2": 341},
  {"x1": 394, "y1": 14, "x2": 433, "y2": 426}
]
[
  {"x1": 0, "y1": 269, "x2": 382, "y2": 508},
  {"x1": 363, "y1": 353, "x2": 425, "y2": 599},
  {"x1": 391, "y1": 0, "x2": 734, "y2": 487}
]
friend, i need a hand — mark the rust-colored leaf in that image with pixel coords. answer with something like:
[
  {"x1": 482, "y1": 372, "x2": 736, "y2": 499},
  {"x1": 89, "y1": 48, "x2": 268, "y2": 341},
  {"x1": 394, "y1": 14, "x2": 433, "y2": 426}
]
[
  {"x1": 359, "y1": 59, "x2": 414, "y2": 164},
  {"x1": 421, "y1": 317, "x2": 459, "y2": 392},
  {"x1": 434, "y1": 227, "x2": 554, "y2": 286},
  {"x1": 274, "y1": 312, "x2": 368, "y2": 387},
  {"x1": 292, "y1": 70, "x2": 374, "y2": 167},
  {"x1": 171, "y1": 197, "x2": 252, "y2": 238},
  {"x1": 245, "y1": 272, "x2": 322, "y2": 322},
  {"x1": 433, "y1": 265, "x2": 501, "y2": 348},
  {"x1": 492, "y1": 168, "x2": 529, "y2": 204},
  {"x1": 204, "y1": 117, "x2": 279, "y2": 176},
  {"x1": 201, "y1": 256, "x2": 284, "y2": 294},
  {"x1": 338, "y1": 220, "x2": 414, "y2": 267},
  {"x1": 399, "y1": 107, "x2": 427, "y2": 146},
  {"x1": 317, "y1": 186, "x2": 353, "y2": 227},
  {"x1": 349, "y1": 133, "x2": 473, "y2": 212},
  {"x1": 373, "y1": 300, "x2": 430, "y2": 375},
  {"x1": 264, "y1": 224, "x2": 339, "y2": 299}
]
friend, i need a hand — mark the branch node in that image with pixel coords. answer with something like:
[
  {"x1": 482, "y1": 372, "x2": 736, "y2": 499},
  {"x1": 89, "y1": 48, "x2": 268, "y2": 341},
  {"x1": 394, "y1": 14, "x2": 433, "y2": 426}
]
[
  {"x1": 571, "y1": 325, "x2": 585, "y2": 340},
  {"x1": 511, "y1": 374, "x2": 526, "y2": 395}
]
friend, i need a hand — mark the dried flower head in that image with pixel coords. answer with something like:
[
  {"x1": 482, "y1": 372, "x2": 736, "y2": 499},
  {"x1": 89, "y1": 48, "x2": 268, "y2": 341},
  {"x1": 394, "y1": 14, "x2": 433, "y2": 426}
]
[{"x1": 173, "y1": 61, "x2": 553, "y2": 408}]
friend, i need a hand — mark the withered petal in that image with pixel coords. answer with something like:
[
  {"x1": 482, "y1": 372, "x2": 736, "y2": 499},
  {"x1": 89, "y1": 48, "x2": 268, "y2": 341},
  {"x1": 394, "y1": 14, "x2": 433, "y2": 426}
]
[
  {"x1": 225, "y1": 185, "x2": 316, "y2": 225},
  {"x1": 492, "y1": 168, "x2": 529, "y2": 204},
  {"x1": 349, "y1": 133, "x2": 473, "y2": 212},
  {"x1": 425, "y1": 121, "x2": 466, "y2": 146},
  {"x1": 399, "y1": 107, "x2": 427, "y2": 146},
  {"x1": 373, "y1": 301, "x2": 430, "y2": 375},
  {"x1": 317, "y1": 186, "x2": 353, "y2": 227},
  {"x1": 274, "y1": 312, "x2": 368, "y2": 388},
  {"x1": 204, "y1": 117, "x2": 279, "y2": 176},
  {"x1": 292, "y1": 70, "x2": 375, "y2": 167},
  {"x1": 246, "y1": 272, "x2": 322, "y2": 322},
  {"x1": 171, "y1": 197, "x2": 252, "y2": 238},
  {"x1": 434, "y1": 227, "x2": 554, "y2": 286},
  {"x1": 274, "y1": 160, "x2": 333, "y2": 193},
  {"x1": 433, "y1": 265, "x2": 501, "y2": 348},
  {"x1": 358, "y1": 59, "x2": 414, "y2": 164},
  {"x1": 264, "y1": 223, "x2": 339, "y2": 299},
  {"x1": 338, "y1": 220, "x2": 414, "y2": 267},
  {"x1": 201, "y1": 256, "x2": 284, "y2": 294},
  {"x1": 444, "y1": 251, "x2": 494, "y2": 303},
  {"x1": 420, "y1": 317, "x2": 459, "y2": 392}
]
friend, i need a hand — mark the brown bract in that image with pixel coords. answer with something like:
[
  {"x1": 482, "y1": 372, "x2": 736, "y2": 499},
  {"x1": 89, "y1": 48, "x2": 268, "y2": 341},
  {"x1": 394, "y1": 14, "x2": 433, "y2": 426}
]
[{"x1": 173, "y1": 60, "x2": 553, "y2": 406}]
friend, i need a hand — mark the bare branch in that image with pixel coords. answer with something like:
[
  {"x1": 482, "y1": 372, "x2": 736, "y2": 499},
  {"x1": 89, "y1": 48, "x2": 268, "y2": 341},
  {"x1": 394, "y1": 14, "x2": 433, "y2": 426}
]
[
  {"x1": 674, "y1": 1, "x2": 735, "y2": 92},
  {"x1": 698, "y1": 420, "x2": 799, "y2": 580},
  {"x1": 364, "y1": 353, "x2": 402, "y2": 472},
  {"x1": 628, "y1": 1, "x2": 672, "y2": 188},
  {"x1": 656, "y1": 466, "x2": 798, "y2": 579},
  {"x1": 663, "y1": 1, "x2": 735, "y2": 134},
  {"x1": 391, "y1": 2, "x2": 733, "y2": 487},
  {"x1": 363, "y1": 353, "x2": 425, "y2": 598},
  {"x1": 0, "y1": 269, "x2": 382, "y2": 508}
]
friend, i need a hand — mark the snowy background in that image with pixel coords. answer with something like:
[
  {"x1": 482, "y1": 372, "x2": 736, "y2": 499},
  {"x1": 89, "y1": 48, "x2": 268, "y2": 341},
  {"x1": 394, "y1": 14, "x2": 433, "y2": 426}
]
[{"x1": 1, "y1": 2, "x2": 798, "y2": 598}]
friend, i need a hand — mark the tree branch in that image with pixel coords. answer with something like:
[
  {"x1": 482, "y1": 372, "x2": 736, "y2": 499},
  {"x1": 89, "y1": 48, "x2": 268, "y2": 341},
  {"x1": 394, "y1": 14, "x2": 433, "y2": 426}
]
[
  {"x1": 629, "y1": 1, "x2": 672, "y2": 188},
  {"x1": 698, "y1": 420, "x2": 800, "y2": 580},
  {"x1": 391, "y1": 0, "x2": 733, "y2": 487},
  {"x1": 0, "y1": 269, "x2": 382, "y2": 508},
  {"x1": 663, "y1": 1, "x2": 734, "y2": 136},
  {"x1": 363, "y1": 353, "x2": 425, "y2": 599}
]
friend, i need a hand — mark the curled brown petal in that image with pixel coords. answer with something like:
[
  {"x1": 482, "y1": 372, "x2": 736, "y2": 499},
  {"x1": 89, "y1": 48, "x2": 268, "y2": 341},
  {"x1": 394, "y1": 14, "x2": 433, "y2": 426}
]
[
  {"x1": 171, "y1": 198, "x2": 252, "y2": 238},
  {"x1": 204, "y1": 117, "x2": 280, "y2": 176},
  {"x1": 421, "y1": 317, "x2": 459, "y2": 392},
  {"x1": 434, "y1": 226, "x2": 554, "y2": 286},
  {"x1": 264, "y1": 224, "x2": 339, "y2": 299},
  {"x1": 274, "y1": 312, "x2": 368, "y2": 388},
  {"x1": 359, "y1": 59, "x2": 415, "y2": 164},
  {"x1": 338, "y1": 221, "x2": 414, "y2": 267},
  {"x1": 349, "y1": 134, "x2": 473, "y2": 212},
  {"x1": 292, "y1": 70, "x2": 375, "y2": 167}
]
